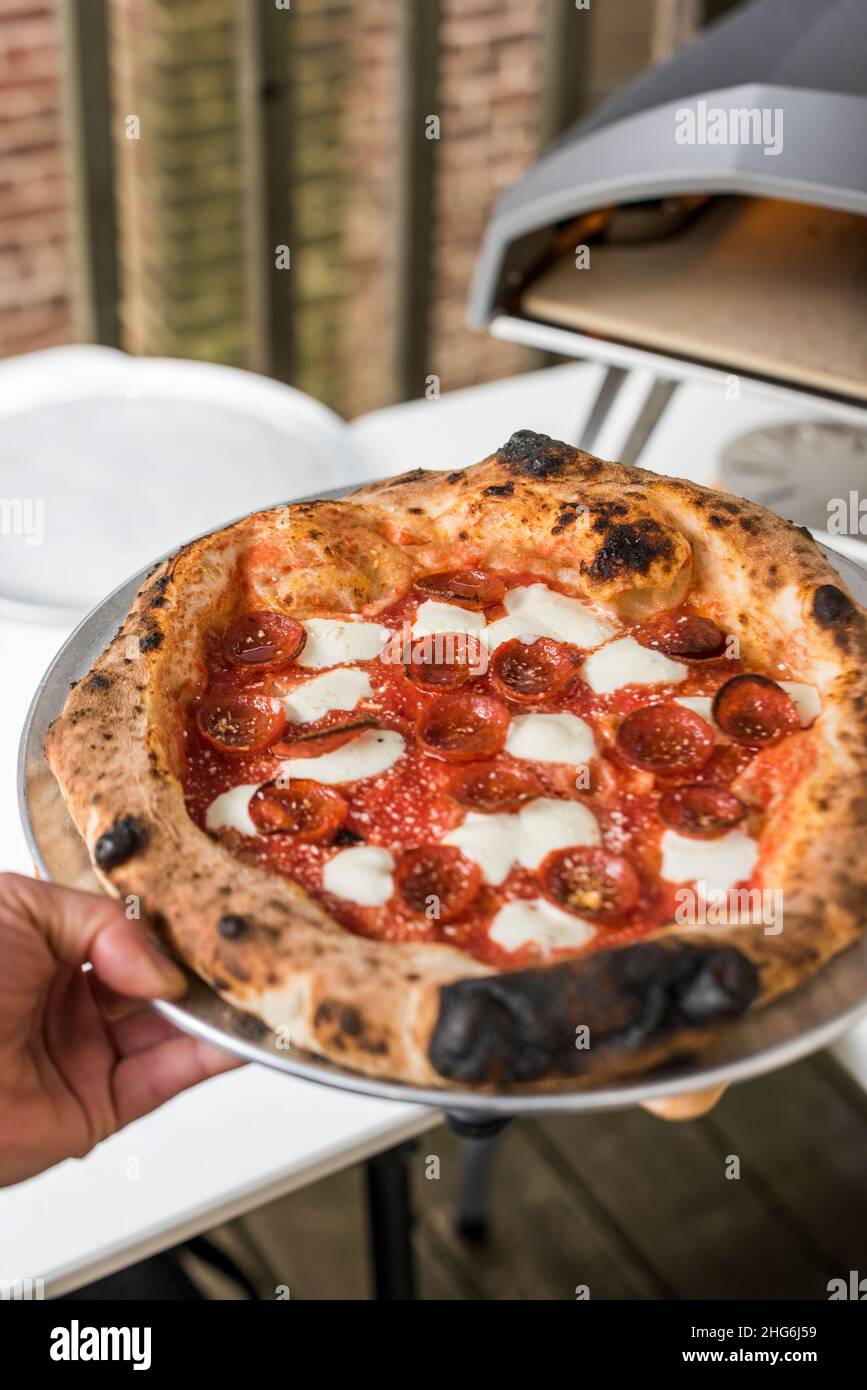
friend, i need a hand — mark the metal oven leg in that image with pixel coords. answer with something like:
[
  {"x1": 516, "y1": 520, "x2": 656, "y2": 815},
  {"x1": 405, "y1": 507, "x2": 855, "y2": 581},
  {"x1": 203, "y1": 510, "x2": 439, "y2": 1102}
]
[{"x1": 448, "y1": 1113, "x2": 512, "y2": 1247}]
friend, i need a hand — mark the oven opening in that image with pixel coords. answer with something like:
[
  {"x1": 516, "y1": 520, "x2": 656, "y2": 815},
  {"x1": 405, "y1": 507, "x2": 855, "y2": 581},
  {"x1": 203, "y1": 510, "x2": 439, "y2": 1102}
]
[{"x1": 509, "y1": 195, "x2": 866, "y2": 402}]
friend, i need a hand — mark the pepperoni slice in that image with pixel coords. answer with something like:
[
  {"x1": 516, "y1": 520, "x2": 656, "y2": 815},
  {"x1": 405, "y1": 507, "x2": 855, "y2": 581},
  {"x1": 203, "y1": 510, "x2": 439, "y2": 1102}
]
[
  {"x1": 417, "y1": 692, "x2": 510, "y2": 762},
  {"x1": 272, "y1": 716, "x2": 375, "y2": 759},
  {"x1": 616, "y1": 702, "x2": 715, "y2": 776},
  {"x1": 250, "y1": 779, "x2": 347, "y2": 841},
  {"x1": 449, "y1": 761, "x2": 542, "y2": 812},
  {"x1": 414, "y1": 568, "x2": 505, "y2": 609},
  {"x1": 659, "y1": 784, "x2": 747, "y2": 838},
  {"x1": 645, "y1": 615, "x2": 726, "y2": 659},
  {"x1": 405, "y1": 633, "x2": 486, "y2": 691},
  {"x1": 712, "y1": 674, "x2": 800, "y2": 745},
  {"x1": 490, "y1": 637, "x2": 574, "y2": 702},
  {"x1": 197, "y1": 693, "x2": 286, "y2": 752},
  {"x1": 223, "y1": 612, "x2": 306, "y2": 670},
  {"x1": 394, "y1": 846, "x2": 482, "y2": 922},
  {"x1": 541, "y1": 847, "x2": 641, "y2": 921}
]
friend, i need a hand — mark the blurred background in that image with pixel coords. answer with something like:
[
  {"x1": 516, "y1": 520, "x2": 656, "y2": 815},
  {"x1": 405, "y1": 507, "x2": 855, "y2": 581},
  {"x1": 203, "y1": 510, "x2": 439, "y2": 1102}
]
[{"x1": 0, "y1": 0, "x2": 741, "y2": 415}]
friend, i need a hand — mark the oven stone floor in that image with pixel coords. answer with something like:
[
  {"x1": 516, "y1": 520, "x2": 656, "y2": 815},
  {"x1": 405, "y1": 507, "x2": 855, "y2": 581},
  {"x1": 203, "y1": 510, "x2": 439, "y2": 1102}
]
[{"x1": 183, "y1": 1052, "x2": 867, "y2": 1301}]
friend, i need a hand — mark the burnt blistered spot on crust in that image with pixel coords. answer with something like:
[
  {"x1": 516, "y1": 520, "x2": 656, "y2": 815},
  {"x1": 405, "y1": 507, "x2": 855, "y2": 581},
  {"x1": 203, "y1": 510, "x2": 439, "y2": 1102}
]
[
  {"x1": 500, "y1": 429, "x2": 573, "y2": 479},
  {"x1": 86, "y1": 673, "x2": 111, "y2": 691},
  {"x1": 429, "y1": 940, "x2": 759, "y2": 1085},
  {"x1": 140, "y1": 629, "x2": 163, "y2": 652},
  {"x1": 813, "y1": 584, "x2": 854, "y2": 628},
  {"x1": 582, "y1": 519, "x2": 673, "y2": 584},
  {"x1": 551, "y1": 499, "x2": 584, "y2": 535},
  {"x1": 139, "y1": 568, "x2": 172, "y2": 601},
  {"x1": 339, "y1": 1006, "x2": 362, "y2": 1036},
  {"x1": 446, "y1": 472, "x2": 462, "y2": 483},
  {"x1": 589, "y1": 502, "x2": 628, "y2": 530},
  {"x1": 148, "y1": 595, "x2": 166, "y2": 608},
  {"x1": 94, "y1": 816, "x2": 147, "y2": 870},
  {"x1": 738, "y1": 517, "x2": 759, "y2": 533},
  {"x1": 484, "y1": 482, "x2": 515, "y2": 498},
  {"x1": 222, "y1": 958, "x2": 251, "y2": 983},
  {"x1": 315, "y1": 999, "x2": 387, "y2": 1054},
  {"x1": 218, "y1": 914, "x2": 248, "y2": 939},
  {"x1": 386, "y1": 468, "x2": 426, "y2": 488},
  {"x1": 709, "y1": 514, "x2": 731, "y2": 529}
]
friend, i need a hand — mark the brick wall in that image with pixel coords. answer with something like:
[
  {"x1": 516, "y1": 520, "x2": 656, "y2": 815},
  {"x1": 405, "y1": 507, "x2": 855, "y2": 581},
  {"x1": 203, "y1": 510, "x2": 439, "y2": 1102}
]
[
  {"x1": 0, "y1": 0, "x2": 679, "y2": 409},
  {"x1": 110, "y1": 0, "x2": 248, "y2": 366},
  {"x1": 338, "y1": 0, "x2": 401, "y2": 418},
  {"x1": 285, "y1": 0, "x2": 353, "y2": 408},
  {"x1": 428, "y1": 0, "x2": 546, "y2": 392},
  {"x1": 0, "y1": 0, "x2": 73, "y2": 357}
]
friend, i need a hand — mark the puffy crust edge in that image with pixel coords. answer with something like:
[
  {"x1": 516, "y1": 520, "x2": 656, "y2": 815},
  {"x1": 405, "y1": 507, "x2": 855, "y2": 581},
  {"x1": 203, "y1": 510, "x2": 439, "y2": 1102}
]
[{"x1": 44, "y1": 432, "x2": 867, "y2": 1090}]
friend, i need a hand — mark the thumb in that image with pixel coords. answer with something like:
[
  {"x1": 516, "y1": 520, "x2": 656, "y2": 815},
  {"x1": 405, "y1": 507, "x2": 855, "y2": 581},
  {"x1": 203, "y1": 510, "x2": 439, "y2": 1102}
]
[
  {"x1": 642, "y1": 1084, "x2": 728, "y2": 1121},
  {"x1": 0, "y1": 872, "x2": 187, "y2": 1000}
]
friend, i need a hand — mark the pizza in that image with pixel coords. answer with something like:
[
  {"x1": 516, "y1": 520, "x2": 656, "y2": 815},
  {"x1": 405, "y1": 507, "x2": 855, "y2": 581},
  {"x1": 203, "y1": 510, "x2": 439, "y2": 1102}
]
[{"x1": 44, "y1": 430, "x2": 867, "y2": 1090}]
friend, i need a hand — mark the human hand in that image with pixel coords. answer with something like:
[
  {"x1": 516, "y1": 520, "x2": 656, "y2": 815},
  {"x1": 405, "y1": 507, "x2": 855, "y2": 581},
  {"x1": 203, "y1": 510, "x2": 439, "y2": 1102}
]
[
  {"x1": 0, "y1": 872, "x2": 239, "y2": 1187},
  {"x1": 642, "y1": 1085, "x2": 727, "y2": 1121}
]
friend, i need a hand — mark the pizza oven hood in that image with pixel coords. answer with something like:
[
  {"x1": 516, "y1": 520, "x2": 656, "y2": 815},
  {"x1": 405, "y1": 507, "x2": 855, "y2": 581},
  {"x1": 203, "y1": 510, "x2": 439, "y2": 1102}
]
[{"x1": 469, "y1": 0, "x2": 867, "y2": 407}]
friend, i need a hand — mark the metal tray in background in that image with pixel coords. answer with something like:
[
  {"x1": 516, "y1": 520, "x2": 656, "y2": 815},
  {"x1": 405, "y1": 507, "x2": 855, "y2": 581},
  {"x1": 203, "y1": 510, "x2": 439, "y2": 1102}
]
[{"x1": 17, "y1": 521, "x2": 867, "y2": 1117}]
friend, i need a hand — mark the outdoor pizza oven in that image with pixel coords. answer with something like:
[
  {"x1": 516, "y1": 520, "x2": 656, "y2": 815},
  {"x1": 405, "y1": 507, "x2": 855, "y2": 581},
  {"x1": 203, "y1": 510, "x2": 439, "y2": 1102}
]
[{"x1": 469, "y1": 0, "x2": 867, "y2": 413}]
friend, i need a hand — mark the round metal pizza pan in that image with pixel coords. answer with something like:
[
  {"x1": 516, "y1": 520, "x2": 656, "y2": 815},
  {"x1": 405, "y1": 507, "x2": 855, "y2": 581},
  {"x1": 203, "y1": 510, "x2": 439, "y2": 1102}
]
[{"x1": 18, "y1": 530, "x2": 867, "y2": 1117}]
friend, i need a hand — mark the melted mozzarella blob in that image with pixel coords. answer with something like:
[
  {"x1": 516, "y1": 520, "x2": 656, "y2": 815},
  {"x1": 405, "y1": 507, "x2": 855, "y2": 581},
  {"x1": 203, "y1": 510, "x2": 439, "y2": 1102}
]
[
  {"x1": 489, "y1": 898, "x2": 596, "y2": 954},
  {"x1": 323, "y1": 845, "x2": 395, "y2": 906}
]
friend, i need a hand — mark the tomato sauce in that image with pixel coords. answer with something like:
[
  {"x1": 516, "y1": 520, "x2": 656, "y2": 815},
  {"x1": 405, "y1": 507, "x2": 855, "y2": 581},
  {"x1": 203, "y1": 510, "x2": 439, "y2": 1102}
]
[{"x1": 182, "y1": 571, "x2": 813, "y2": 967}]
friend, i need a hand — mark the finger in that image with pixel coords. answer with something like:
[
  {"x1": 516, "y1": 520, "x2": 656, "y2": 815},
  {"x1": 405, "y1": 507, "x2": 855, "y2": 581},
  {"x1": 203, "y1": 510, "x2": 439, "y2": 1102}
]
[
  {"x1": 109, "y1": 1007, "x2": 183, "y2": 1057},
  {"x1": 642, "y1": 1085, "x2": 728, "y2": 1121},
  {"x1": 89, "y1": 977, "x2": 146, "y2": 1023},
  {"x1": 90, "y1": 917, "x2": 188, "y2": 1002},
  {"x1": 0, "y1": 872, "x2": 187, "y2": 1000},
  {"x1": 113, "y1": 1035, "x2": 242, "y2": 1126}
]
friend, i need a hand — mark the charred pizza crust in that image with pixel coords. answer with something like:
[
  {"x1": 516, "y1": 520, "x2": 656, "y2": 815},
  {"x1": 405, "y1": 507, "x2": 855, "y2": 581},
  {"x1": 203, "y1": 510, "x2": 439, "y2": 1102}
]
[{"x1": 44, "y1": 431, "x2": 867, "y2": 1089}]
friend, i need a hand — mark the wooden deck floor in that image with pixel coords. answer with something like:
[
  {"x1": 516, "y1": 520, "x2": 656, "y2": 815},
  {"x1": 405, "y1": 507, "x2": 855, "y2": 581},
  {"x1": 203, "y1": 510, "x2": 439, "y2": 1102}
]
[{"x1": 193, "y1": 1053, "x2": 867, "y2": 1301}]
